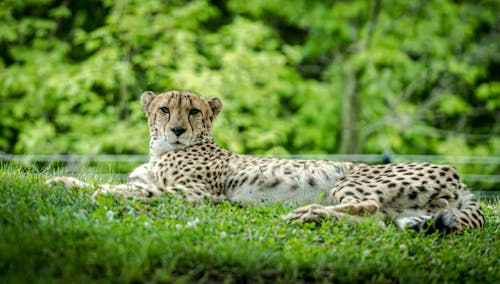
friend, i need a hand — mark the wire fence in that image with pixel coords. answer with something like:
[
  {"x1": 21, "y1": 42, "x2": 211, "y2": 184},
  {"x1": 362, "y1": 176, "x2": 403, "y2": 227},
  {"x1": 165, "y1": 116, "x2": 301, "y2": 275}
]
[
  {"x1": 3, "y1": 153, "x2": 500, "y2": 163},
  {"x1": 2, "y1": 153, "x2": 499, "y2": 198}
]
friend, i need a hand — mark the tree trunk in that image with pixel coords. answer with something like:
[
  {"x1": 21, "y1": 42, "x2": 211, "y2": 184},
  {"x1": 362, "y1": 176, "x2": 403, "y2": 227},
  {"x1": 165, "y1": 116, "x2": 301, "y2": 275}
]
[
  {"x1": 339, "y1": 69, "x2": 362, "y2": 154},
  {"x1": 338, "y1": 0, "x2": 381, "y2": 154}
]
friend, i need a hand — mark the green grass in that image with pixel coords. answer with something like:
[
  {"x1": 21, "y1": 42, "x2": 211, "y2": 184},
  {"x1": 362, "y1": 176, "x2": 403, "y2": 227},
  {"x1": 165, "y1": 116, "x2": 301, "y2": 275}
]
[{"x1": 1, "y1": 165, "x2": 499, "y2": 283}]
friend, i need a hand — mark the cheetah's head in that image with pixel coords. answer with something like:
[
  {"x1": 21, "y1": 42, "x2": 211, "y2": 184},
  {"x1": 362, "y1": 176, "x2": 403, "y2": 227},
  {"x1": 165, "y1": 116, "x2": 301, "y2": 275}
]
[{"x1": 140, "y1": 90, "x2": 223, "y2": 156}]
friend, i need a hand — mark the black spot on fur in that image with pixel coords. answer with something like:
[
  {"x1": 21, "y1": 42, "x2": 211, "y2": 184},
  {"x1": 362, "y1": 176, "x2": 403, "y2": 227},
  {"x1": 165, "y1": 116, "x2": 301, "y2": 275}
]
[
  {"x1": 268, "y1": 179, "x2": 281, "y2": 188},
  {"x1": 249, "y1": 175, "x2": 259, "y2": 185},
  {"x1": 417, "y1": 186, "x2": 427, "y2": 192},
  {"x1": 478, "y1": 215, "x2": 484, "y2": 227},
  {"x1": 460, "y1": 216, "x2": 471, "y2": 226},
  {"x1": 409, "y1": 191, "x2": 418, "y2": 200},
  {"x1": 241, "y1": 176, "x2": 248, "y2": 185},
  {"x1": 430, "y1": 191, "x2": 440, "y2": 199},
  {"x1": 471, "y1": 212, "x2": 481, "y2": 226},
  {"x1": 478, "y1": 210, "x2": 484, "y2": 219}
]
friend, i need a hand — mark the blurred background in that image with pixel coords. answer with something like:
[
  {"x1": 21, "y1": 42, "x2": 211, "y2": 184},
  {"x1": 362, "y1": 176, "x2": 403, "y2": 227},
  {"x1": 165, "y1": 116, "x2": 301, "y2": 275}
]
[{"x1": 0, "y1": 0, "x2": 498, "y2": 190}]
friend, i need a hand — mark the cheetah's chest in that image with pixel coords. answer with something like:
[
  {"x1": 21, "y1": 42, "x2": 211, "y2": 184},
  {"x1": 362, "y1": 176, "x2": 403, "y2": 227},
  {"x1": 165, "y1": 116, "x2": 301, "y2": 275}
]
[{"x1": 152, "y1": 150, "x2": 230, "y2": 195}]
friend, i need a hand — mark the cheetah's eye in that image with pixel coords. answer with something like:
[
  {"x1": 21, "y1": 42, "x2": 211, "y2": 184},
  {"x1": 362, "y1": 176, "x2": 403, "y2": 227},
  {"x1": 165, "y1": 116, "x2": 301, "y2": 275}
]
[
  {"x1": 189, "y1": 108, "x2": 200, "y2": 115},
  {"x1": 159, "y1": 107, "x2": 170, "y2": 114}
]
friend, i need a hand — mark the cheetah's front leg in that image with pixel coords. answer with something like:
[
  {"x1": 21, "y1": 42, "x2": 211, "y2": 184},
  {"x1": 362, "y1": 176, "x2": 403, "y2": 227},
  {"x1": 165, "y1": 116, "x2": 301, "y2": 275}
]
[
  {"x1": 93, "y1": 184, "x2": 163, "y2": 200},
  {"x1": 45, "y1": 176, "x2": 92, "y2": 189},
  {"x1": 46, "y1": 176, "x2": 163, "y2": 200},
  {"x1": 284, "y1": 204, "x2": 367, "y2": 224}
]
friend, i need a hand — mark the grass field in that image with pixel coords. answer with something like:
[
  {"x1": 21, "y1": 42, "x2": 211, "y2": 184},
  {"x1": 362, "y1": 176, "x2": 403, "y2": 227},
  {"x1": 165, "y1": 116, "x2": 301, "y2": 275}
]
[{"x1": 1, "y1": 165, "x2": 499, "y2": 283}]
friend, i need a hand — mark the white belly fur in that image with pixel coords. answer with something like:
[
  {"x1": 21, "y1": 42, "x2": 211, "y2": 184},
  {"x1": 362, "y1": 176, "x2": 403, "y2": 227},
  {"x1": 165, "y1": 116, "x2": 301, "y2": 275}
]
[
  {"x1": 229, "y1": 182, "x2": 331, "y2": 206},
  {"x1": 227, "y1": 161, "x2": 349, "y2": 206}
]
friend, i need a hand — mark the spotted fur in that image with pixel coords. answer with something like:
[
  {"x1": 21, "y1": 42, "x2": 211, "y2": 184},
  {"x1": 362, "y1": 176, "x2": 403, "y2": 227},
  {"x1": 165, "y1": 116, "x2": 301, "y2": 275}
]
[{"x1": 46, "y1": 90, "x2": 484, "y2": 233}]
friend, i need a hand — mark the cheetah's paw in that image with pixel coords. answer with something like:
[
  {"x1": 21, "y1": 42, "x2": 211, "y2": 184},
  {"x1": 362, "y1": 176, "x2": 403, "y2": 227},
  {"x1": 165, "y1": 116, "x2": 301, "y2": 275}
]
[
  {"x1": 284, "y1": 204, "x2": 333, "y2": 224},
  {"x1": 45, "y1": 176, "x2": 92, "y2": 189}
]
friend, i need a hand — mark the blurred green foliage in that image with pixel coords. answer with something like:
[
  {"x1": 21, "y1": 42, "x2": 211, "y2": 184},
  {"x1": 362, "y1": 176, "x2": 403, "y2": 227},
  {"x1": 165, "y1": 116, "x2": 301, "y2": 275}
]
[{"x1": 0, "y1": 0, "x2": 499, "y2": 157}]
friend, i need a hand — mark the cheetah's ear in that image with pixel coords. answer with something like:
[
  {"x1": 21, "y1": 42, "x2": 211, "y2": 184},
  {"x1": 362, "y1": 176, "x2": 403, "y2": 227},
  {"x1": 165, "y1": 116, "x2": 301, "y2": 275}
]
[
  {"x1": 141, "y1": 91, "x2": 156, "y2": 113},
  {"x1": 207, "y1": 97, "x2": 223, "y2": 121}
]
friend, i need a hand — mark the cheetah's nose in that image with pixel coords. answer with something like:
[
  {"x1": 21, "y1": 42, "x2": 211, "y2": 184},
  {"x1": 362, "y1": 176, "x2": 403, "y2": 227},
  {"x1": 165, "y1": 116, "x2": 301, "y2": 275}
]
[{"x1": 171, "y1": 126, "x2": 186, "y2": 137}]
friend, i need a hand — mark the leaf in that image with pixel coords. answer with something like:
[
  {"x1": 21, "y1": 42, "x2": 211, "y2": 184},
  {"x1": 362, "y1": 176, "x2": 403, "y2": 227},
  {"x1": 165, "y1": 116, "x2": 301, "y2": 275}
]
[{"x1": 438, "y1": 94, "x2": 471, "y2": 115}]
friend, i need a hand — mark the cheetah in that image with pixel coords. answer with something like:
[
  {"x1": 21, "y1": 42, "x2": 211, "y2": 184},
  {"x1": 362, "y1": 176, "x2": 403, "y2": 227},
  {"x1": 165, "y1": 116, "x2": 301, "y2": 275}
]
[{"x1": 46, "y1": 90, "x2": 484, "y2": 233}]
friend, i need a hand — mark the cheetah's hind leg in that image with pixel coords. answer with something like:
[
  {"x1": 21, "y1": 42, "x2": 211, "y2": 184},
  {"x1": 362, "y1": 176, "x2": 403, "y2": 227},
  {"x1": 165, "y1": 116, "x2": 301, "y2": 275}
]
[{"x1": 284, "y1": 203, "x2": 373, "y2": 225}]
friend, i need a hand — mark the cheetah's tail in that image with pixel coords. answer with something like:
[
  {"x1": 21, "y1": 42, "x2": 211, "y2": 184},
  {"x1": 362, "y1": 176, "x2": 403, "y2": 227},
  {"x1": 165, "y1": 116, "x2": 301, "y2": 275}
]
[
  {"x1": 448, "y1": 190, "x2": 484, "y2": 230},
  {"x1": 397, "y1": 190, "x2": 484, "y2": 234}
]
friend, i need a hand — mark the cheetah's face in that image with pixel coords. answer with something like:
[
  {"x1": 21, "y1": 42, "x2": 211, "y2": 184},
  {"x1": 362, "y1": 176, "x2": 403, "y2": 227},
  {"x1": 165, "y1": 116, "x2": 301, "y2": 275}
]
[{"x1": 140, "y1": 90, "x2": 223, "y2": 155}]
